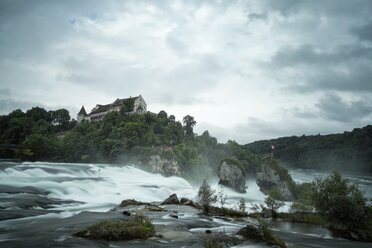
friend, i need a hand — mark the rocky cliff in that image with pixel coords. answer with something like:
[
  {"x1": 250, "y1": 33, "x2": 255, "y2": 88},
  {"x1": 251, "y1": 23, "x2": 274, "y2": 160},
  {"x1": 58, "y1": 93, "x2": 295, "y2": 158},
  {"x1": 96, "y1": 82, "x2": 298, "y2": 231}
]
[{"x1": 217, "y1": 161, "x2": 246, "y2": 193}]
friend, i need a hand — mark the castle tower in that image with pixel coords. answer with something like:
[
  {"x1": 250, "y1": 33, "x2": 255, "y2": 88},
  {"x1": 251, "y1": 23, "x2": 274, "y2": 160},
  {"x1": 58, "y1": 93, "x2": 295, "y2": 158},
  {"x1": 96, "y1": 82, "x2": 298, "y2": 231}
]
[{"x1": 77, "y1": 106, "x2": 88, "y2": 123}]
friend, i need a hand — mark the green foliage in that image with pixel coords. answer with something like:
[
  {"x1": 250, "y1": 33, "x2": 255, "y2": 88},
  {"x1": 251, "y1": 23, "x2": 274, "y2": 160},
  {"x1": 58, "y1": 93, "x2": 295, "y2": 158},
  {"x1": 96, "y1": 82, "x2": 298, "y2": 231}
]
[
  {"x1": 265, "y1": 188, "x2": 284, "y2": 217},
  {"x1": 258, "y1": 218, "x2": 287, "y2": 248},
  {"x1": 245, "y1": 125, "x2": 372, "y2": 173},
  {"x1": 226, "y1": 140, "x2": 260, "y2": 176},
  {"x1": 238, "y1": 198, "x2": 246, "y2": 213},
  {"x1": 119, "y1": 98, "x2": 135, "y2": 114},
  {"x1": 197, "y1": 180, "x2": 217, "y2": 213},
  {"x1": 217, "y1": 187, "x2": 227, "y2": 208},
  {"x1": 203, "y1": 238, "x2": 224, "y2": 248},
  {"x1": 290, "y1": 201, "x2": 314, "y2": 213},
  {"x1": 312, "y1": 172, "x2": 369, "y2": 231},
  {"x1": 0, "y1": 106, "x2": 261, "y2": 183},
  {"x1": 75, "y1": 215, "x2": 155, "y2": 241},
  {"x1": 182, "y1": 115, "x2": 196, "y2": 137}
]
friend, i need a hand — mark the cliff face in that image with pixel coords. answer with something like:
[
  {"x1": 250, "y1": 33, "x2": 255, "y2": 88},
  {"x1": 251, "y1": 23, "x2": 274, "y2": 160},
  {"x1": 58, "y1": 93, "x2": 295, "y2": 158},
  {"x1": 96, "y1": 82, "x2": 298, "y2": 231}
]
[
  {"x1": 256, "y1": 161, "x2": 294, "y2": 201},
  {"x1": 217, "y1": 161, "x2": 246, "y2": 193},
  {"x1": 148, "y1": 155, "x2": 181, "y2": 177}
]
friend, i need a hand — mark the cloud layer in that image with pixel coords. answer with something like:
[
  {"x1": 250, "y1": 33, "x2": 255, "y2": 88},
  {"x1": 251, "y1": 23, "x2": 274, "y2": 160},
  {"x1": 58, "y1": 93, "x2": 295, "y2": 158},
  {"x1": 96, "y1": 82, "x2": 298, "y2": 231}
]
[{"x1": 1, "y1": 0, "x2": 371, "y2": 143}]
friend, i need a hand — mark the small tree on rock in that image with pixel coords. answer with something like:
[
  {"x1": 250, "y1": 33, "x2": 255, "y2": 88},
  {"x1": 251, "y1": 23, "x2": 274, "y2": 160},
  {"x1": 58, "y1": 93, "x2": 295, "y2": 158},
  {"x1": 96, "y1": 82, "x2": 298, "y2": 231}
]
[
  {"x1": 196, "y1": 180, "x2": 217, "y2": 213},
  {"x1": 265, "y1": 188, "x2": 284, "y2": 218}
]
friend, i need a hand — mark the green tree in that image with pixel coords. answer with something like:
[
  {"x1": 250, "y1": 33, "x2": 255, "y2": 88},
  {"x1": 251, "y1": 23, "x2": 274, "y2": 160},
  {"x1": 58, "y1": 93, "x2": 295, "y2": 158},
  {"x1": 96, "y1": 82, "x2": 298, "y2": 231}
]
[
  {"x1": 51, "y1": 109, "x2": 71, "y2": 129},
  {"x1": 196, "y1": 180, "x2": 217, "y2": 213},
  {"x1": 157, "y1": 110, "x2": 168, "y2": 119},
  {"x1": 26, "y1": 107, "x2": 49, "y2": 122},
  {"x1": 265, "y1": 189, "x2": 284, "y2": 218},
  {"x1": 182, "y1": 115, "x2": 196, "y2": 137},
  {"x1": 312, "y1": 172, "x2": 369, "y2": 231},
  {"x1": 119, "y1": 99, "x2": 135, "y2": 114},
  {"x1": 239, "y1": 198, "x2": 246, "y2": 213}
]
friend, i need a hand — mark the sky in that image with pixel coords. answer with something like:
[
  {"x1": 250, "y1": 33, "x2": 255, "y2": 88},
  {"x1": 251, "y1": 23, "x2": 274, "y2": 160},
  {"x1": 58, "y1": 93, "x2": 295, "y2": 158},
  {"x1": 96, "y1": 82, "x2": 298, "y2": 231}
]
[{"x1": 0, "y1": 0, "x2": 372, "y2": 144}]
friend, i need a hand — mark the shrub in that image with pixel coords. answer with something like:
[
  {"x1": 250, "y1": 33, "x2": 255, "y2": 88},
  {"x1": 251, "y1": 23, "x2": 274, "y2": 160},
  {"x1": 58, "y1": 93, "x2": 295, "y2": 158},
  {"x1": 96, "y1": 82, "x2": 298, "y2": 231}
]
[
  {"x1": 312, "y1": 172, "x2": 368, "y2": 231},
  {"x1": 238, "y1": 198, "x2": 246, "y2": 213},
  {"x1": 265, "y1": 188, "x2": 284, "y2": 218},
  {"x1": 258, "y1": 218, "x2": 287, "y2": 248},
  {"x1": 203, "y1": 238, "x2": 224, "y2": 248},
  {"x1": 196, "y1": 180, "x2": 217, "y2": 213},
  {"x1": 217, "y1": 187, "x2": 227, "y2": 208}
]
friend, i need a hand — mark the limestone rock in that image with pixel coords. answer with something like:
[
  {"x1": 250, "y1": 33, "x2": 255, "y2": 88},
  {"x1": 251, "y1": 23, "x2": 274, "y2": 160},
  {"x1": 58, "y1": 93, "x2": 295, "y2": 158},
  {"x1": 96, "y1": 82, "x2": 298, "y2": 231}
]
[
  {"x1": 180, "y1": 197, "x2": 197, "y2": 207},
  {"x1": 149, "y1": 155, "x2": 181, "y2": 177},
  {"x1": 120, "y1": 199, "x2": 149, "y2": 207},
  {"x1": 161, "y1": 193, "x2": 180, "y2": 205},
  {"x1": 256, "y1": 161, "x2": 294, "y2": 201},
  {"x1": 217, "y1": 161, "x2": 246, "y2": 193}
]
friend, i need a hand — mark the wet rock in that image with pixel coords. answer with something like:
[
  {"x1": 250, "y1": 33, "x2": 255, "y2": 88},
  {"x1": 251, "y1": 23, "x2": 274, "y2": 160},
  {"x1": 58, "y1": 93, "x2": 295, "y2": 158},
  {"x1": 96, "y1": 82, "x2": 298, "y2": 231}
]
[
  {"x1": 180, "y1": 197, "x2": 197, "y2": 207},
  {"x1": 119, "y1": 199, "x2": 150, "y2": 207},
  {"x1": 145, "y1": 205, "x2": 166, "y2": 212},
  {"x1": 218, "y1": 161, "x2": 246, "y2": 193},
  {"x1": 161, "y1": 193, "x2": 180, "y2": 205},
  {"x1": 237, "y1": 224, "x2": 288, "y2": 248},
  {"x1": 256, "y1": 160, "x2": 294, "y2": 201},
  {"x1": 237, "y1": 224, "x2": 264, "y2": 241},
  {"x1": 170, "y1": 214, "x2": 178, "y2": 219},
  {"x1": 122, "y1": 211, "x2": 131, "y2": 216},
  {"x1": 205, "y1": 230, "x2": 212, "y2": 234}
]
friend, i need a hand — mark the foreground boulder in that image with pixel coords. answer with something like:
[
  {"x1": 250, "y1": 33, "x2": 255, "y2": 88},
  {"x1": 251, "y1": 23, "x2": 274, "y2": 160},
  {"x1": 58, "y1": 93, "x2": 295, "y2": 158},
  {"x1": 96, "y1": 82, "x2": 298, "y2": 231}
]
[
  {"x1": 217, "y1": 161, "x2": 246, "y2": 193},
  {"x1": 120, "y1": 199, "x2": 149, "y2": 207},
  {"x1": 237, "y1": 224, "x2": 287, "y2": 248},
  {"x1": 74, "y1": 216, "x2": 155, "y2": 241},
  {"x1": 161, "y1": 193, "x2": 180, "y2": 205},
  {"x1": 180, "y1": 197, "x2": 197, "y2": 207},
  {"x1": 256, "y1": 160, "x2": 294, "y2": 201}
]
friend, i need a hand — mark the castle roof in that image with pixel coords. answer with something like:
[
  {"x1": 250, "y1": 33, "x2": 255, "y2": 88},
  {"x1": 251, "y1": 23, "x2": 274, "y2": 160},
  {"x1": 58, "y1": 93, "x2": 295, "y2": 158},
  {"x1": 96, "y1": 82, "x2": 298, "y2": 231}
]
[
  {"x1": 89, "y1": 96, "x2": 140, "y2": 115},
  {"x1": 78, "y1": 106, "x2": 87, "y2": 116}
]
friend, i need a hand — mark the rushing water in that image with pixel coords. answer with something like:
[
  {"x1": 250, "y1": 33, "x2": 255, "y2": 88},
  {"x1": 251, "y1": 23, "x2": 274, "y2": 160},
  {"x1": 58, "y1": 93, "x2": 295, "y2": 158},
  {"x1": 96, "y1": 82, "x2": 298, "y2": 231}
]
[{"x1": 0, "y1": 161, "x2": 371, "y2": 248}]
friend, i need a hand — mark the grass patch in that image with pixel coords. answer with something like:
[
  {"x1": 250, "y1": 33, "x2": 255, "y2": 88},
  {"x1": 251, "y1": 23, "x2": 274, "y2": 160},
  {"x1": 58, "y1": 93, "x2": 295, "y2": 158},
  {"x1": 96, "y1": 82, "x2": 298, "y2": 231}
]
[
  {"x1": 258, "y1": 219, "x2": 287, "y2": 248},
  {"x1": 74, "y1": 215, "x2": 155, "y2": 241},
  {"x1": 203, "y1": 238, "x2": 224, "y2": 248}
]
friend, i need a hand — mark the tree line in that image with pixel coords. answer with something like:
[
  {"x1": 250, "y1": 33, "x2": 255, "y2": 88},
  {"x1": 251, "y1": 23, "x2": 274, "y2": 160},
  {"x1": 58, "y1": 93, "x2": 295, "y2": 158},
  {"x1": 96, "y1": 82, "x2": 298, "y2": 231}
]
[
  {"x1": 0, "y1": 106, "x2": 259, "y2": 181},
  {"x1": 245, "y1": 126, "x2": 372, "y2": 174}
]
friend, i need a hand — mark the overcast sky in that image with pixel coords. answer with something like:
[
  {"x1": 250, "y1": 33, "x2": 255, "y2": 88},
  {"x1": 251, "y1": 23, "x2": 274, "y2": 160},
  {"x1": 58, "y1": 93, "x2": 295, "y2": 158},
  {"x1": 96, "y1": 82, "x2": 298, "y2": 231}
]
[{"x1": 1, "y1": 0, "x2": 372, "y2": 143}]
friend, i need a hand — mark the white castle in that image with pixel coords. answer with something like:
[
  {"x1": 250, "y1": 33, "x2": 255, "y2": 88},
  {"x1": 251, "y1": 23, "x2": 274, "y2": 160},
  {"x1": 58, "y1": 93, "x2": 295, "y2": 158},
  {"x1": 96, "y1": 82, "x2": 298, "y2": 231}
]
[{"x1": 77, "y1": 95, "x2": 147, "y2": 122}]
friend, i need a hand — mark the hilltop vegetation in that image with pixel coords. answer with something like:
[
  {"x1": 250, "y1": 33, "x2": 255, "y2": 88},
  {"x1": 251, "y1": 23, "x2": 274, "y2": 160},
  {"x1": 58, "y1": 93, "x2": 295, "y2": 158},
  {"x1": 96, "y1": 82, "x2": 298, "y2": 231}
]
[
  {"x1": 0, "y1": 107, "x2": 259, "y2": 180},
  {"x1": 245, "y1": 126, "x2": 372, "y2": 174}
]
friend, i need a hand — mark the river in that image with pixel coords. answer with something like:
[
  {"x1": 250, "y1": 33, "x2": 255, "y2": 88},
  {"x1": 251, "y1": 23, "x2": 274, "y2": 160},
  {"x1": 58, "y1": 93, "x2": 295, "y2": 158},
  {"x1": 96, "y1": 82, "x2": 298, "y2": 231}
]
[{"x1": 0, "y1": 161, "x2": 371, "y2": 247}]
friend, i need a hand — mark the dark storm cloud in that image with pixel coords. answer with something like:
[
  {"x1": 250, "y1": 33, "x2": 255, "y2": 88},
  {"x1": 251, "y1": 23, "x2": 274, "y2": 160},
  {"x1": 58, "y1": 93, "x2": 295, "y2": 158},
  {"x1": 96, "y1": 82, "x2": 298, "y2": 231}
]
[
  {"x1": 316, "y1": 94, "x2": 372, "y2": 122},
  {"x1": 270, "y1": 44, "x2": 372, "y2": 68},
  {"x1": 263, "y1": 0, "x2": 372, "y2": 17},
  {"x1": 1, "y1": 0, "x2": 372, "y2": 143},
  {"x1": 268, "y1": 43, "x2": 372, "y2": 93},
  {"x1": 247, "y1": 13, "x2": 268, "y2": 21},
  {"x1": 351, "y1": 21, "x2": 372, "y2": 42},
  {"x1": 287, "y1": 64, "x2": 372, "y2": 93}
]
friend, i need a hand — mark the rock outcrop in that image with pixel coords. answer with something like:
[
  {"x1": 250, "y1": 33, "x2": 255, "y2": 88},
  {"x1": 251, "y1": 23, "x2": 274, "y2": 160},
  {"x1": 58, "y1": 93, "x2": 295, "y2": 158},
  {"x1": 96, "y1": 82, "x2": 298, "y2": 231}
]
[
  {"x1": 148, "y1": 155, "x2": 181, "y2": 177},
  {"x1": 217, "y1": 161, "x2": 246, "y2": 193},
  {"x1": 237, "y1": 224, "x2": 287, "y2": 248},
  {"x1": 256, "y1": 160, "x2": 294, "y2": 201},
  {"x1": 237, "y1": 224, "x2": 264, "y2": 241},
  {"x1": 161, "y1": 193, "x2": 180, "y2": 205},
  {"x1": 120, "y1": 199, "x2": 150, "y2": 207}
]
